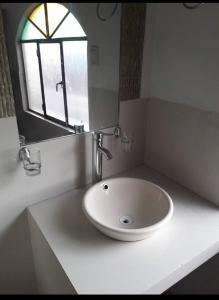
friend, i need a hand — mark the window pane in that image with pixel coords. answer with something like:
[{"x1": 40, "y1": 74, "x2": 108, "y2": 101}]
[
  {"x1": 63, "y1": 41, "x2": 89, "y2": 130},
  {"x1": 29, "y1": 4, "x2": 47, "y2": 36},
  {"x1": 22, "y1": 43, "x2": 43, "y2": 114},
  {"x1": 47, "y1": 3, "x2": 68, "y2": 36},
  {"x1": 40, "y1": 43, "x2": 65, "y2": 121},
  {"x1": 53, "y1": 13, "x2": 86, "y2": 38},
  {"x1": 21, "y1": 20, "x2": 46, "y2": 41}
]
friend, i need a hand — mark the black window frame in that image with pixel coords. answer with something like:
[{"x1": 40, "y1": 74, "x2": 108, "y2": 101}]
[{"x1": 20, "y1": 3, "x2": 87, "y2": 131}]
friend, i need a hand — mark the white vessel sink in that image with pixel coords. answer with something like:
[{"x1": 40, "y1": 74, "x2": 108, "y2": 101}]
[{"x1": 82, "y1": 177, "x2": 174, "y2": 242}]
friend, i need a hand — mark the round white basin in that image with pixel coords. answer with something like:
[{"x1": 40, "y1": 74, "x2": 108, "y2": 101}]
[{"x1": 82, "y1": 177, "x2": 174, "y2": 242}]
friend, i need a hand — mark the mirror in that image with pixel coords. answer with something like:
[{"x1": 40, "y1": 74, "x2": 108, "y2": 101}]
[{"x1": 1, "y1": 2, "x2": 121, "y2": 144}]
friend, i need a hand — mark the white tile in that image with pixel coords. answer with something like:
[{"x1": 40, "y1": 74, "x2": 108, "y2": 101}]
[
  {"x1": 103, "y1": 98, "x2": 146, "y2": 178},
  {"x1": 145, "y1": 98, "x2": 219, "y2": 207}
]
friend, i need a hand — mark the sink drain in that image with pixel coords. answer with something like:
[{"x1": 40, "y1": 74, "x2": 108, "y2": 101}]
[{"x1": 119, "y1": 215, "x2": 134, "y2": 225}]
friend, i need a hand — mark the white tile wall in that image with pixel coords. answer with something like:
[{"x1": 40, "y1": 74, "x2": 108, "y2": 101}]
[
  {"x1": 103, "y1": 98, "x2": 146, "y2": 178},
  {"x1": 144, "y1": 98, "x2": 219, "y2": 208},
  {"x1": 141, "y1": 3, "x2": 219, "y2": 208},
  {"x1": 0, "y1": 99, "x2": 146, "y2": 294},
  {"x1": 0, "y1": 117, "x2": 92, "y2": 294}
]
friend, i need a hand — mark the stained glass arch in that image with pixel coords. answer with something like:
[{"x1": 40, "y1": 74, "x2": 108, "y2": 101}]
[{"x1": 21, "y1": 3, "x2": 86, "y2": 41}]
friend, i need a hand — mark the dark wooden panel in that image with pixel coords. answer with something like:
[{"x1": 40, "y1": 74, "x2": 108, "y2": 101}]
[{"x1": 119, "y1": 3, "x2": 146, "y2": 101}]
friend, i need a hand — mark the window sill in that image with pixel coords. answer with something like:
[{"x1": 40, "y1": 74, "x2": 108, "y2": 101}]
[{"x1": 24, "y1": 110, "x2": 74, "y2": 134}]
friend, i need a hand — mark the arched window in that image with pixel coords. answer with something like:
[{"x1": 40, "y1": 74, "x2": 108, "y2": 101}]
[{"x1": 20, "y1": 3, "x2": 89, "y2": 131}]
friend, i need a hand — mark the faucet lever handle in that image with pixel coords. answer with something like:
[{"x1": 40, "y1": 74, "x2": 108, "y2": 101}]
[
  {"x1": 96, "y1": 126, "x2": 121, "y2": 137},
  {"x1": 114, "y1": 126, "x2": 121, "y2": 138}
]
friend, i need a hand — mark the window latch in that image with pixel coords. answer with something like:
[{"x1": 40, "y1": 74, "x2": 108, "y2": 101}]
[{"x1": 56, "y1": 81, "x2": 63, "y2": 92}]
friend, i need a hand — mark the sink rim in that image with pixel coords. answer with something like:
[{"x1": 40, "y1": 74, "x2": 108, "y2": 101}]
[{"x1": 82, "y1": 177, "x2": 174, "y2": 234}]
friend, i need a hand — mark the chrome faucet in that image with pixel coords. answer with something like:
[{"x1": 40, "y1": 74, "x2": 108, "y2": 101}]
[
  {"x1": 97, "y1": 134, "x2": 113, "y2": 160},
  {"x1": 92, "y1": 127, "x2": 121, "y2": 183}
]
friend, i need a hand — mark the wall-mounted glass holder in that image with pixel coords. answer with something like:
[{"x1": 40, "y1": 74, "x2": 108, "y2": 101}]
[
  {"x1": 120, "y1": 131, "x2": 133, "y2": 153},
  {"x1": 19, "y1": 146, "x2": 41, "y2": 176}
]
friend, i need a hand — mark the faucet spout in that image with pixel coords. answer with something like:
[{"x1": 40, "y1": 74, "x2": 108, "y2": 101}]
[
  {"x1": 92, "y1": 131, "x2": 113, "y2": 183},
  {"x1": 97, "y1": 145, "x2": 113, "y2": 160}
]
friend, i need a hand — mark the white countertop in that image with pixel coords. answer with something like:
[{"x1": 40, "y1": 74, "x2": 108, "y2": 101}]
[{"x1": 27, "y1": 165, "x2": 219, "y2": 294}]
